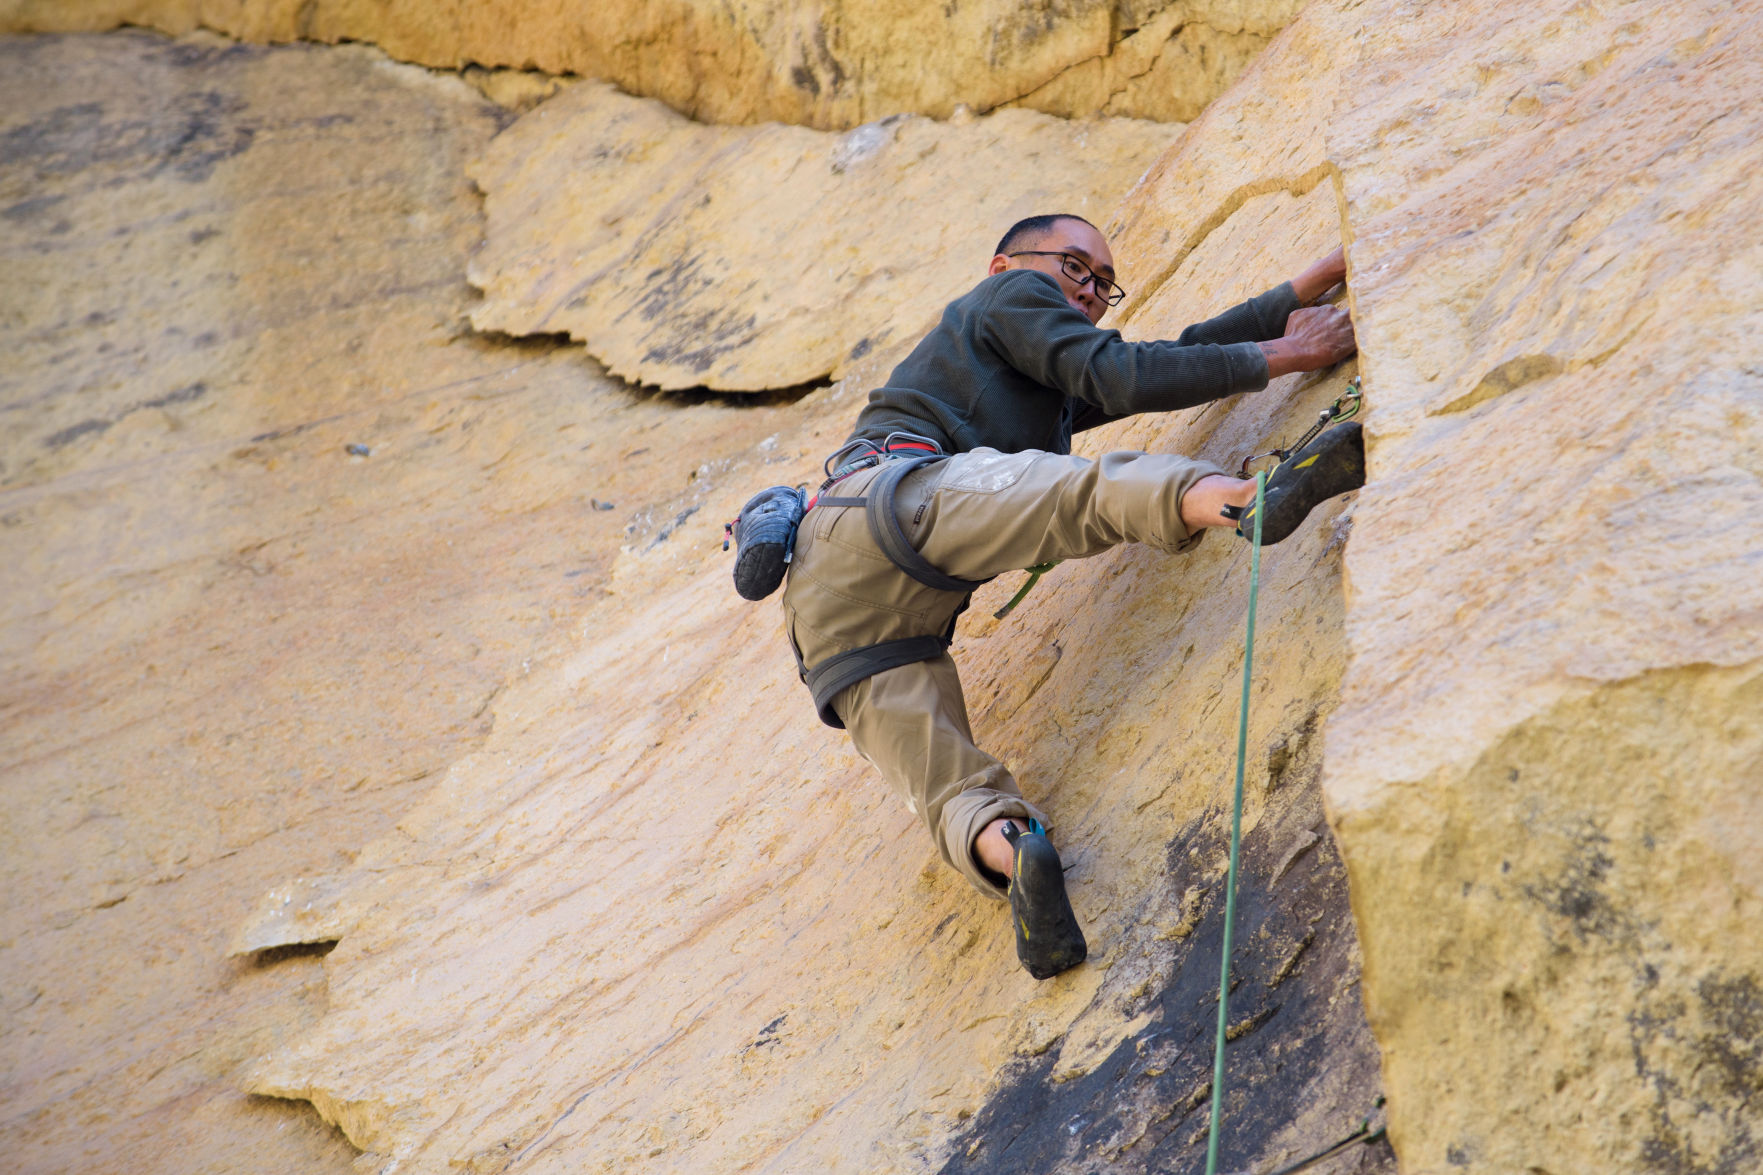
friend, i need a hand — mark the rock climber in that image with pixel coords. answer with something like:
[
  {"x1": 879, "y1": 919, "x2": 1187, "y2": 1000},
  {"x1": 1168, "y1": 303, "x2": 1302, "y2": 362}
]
[{"x1": 768, "y1": 213, "x2": 1361, "y2": 979}]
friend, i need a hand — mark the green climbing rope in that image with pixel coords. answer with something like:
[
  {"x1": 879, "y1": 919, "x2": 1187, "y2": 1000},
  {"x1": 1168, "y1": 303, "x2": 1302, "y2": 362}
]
[
  {"x1": 992, "y1": 561, "x2": 1060, "y2": 620},
  {"x1": 1205, "y1": 469, "x2": 1265, "y2": 1175}
]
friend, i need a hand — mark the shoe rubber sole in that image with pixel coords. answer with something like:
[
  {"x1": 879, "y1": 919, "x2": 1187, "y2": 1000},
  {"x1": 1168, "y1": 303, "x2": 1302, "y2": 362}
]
[
  {"x1": 731, "y1": 486, "x2": 807, "y2": 601},
  {"x1": 1239, "y1": 421, "x2": 1365, "y2": 545},
  {"x1": 1008, "y1": 832, "x2": 1088, "y2": 980},
  {"x1": 733, "y1": 540, "x2": 789, "y2": 601}
]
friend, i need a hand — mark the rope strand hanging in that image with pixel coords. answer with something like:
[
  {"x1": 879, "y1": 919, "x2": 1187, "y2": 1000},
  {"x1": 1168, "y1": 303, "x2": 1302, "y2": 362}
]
[
  {"x1": 1203, "y1": 468, "x2": 1265, "y2": 1175},
  {"x1": 1201, "y1": 374, "x2": 1377, "y2": 1175}
]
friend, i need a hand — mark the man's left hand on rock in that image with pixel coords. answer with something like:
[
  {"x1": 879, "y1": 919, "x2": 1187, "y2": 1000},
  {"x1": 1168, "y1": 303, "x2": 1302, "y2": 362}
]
[{"x1": 1259, "y1": 303, "x2": 1357, "y2": 378}]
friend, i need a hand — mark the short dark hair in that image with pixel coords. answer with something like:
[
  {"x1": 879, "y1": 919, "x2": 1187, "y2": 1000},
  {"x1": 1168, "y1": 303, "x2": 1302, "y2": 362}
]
[{"x1": 994, "y1": 213, "x2": 1099, "y2": 258}]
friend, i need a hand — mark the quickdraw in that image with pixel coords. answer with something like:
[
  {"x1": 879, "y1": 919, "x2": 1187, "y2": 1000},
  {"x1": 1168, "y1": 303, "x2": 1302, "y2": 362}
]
[{"x1": 1238, "y1": 376, "x2": 1361, "y2": 479}]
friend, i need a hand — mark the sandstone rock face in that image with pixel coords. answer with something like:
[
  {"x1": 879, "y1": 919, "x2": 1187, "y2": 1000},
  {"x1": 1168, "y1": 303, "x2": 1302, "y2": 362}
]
[
  {"x1": 0, "y1": 31, "x2": 812, "y2": 1174},
  {"x1": 1109, "y1": 0, "x2": 1763, "y2": 1169},
  {"x1": 468, "y1": 83, "x2": 1179, "y2": 391},
  {"x1": 1326, "y1": 6, "x2": 1763, "y2": 1171},
  {"x1": 3, "y1": 29, "x2": 1391, "y2": 1175},
  {"x1": 8, "y1": 0, "x2": 1759, "y2": 1172},
  {"x1": 236, "y1": 270, "x2": 1382, "y2": 1175},
  {"x1": 0, "y1": 0, "x2": 1300, "y2": 128},
  {"x1": 1002, "y1": 0, "x2": 1302, "y2": 123}
]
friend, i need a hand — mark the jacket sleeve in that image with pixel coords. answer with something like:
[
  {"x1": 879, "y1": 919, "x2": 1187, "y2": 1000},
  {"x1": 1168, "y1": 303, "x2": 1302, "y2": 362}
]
[
  {"x1": 1174, "y1": 282, "x2": 1301, "y2": 346},
  {"x1": 980, "y1": 270, "x2": 1270, "y2": 418},
  {"x1": 1068, "y1": 400, "x2": 1127, "y2": 435}
]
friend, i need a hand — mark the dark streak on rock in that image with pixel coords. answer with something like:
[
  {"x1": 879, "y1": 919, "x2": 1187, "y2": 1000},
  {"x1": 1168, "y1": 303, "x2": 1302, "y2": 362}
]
[
  {"x1": 1630, "y1": 970, "x2": 1761, "y2": 1174},
  {"x1": 939, "y1": 793, "x2": 1393, "y2": 1175},
  {"x1": 2, "y1": 194, "x2": 67, "y2": 222},
  {"x1": 142, "y1": 382, "x2": 207, "y2": 410},
  {"x1": 44, "y1": 418, "x2": 112, "y2": 449},
  {"x1": 645, "y1": 504, "x2": 702, "y2": 550},
  {"x1": 1, "y1": 88, "x2": 256, "y2": 185},
  {"x1": 40, "y1": 383, "x2": 209, "y2": 450},
  {"x1": 1520, "y1": 819, "x2": 1629, "y2": 944}
]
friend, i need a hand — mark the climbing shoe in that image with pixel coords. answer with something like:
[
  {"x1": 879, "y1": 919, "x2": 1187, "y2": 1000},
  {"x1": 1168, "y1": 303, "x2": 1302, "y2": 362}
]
[
  {"x1": 1238, "y1": 421, "x2": 1365, "y2": 545},
  {"x1": 1003, "y1": 821, "x2": 1087, "y2": 980},
  {"x1": 730, "y1": 485, "x2": 808, "y2": 601}
]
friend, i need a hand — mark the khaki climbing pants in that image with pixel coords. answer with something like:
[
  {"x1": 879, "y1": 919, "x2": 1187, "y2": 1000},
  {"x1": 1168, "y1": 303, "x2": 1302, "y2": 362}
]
[{"x1": 781, "y1": 447, "x2": 1222, "y2": 898}]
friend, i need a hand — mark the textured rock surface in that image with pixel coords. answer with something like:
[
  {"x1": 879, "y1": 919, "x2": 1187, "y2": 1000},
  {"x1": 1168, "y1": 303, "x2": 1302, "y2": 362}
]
[
  {"x1": 0, "y1": 0, "x2": 1301, "y2": 128},
  {"x1": 1111, "y1": 0, "x2": 1762, "y2": 1169},
  {"x1": 1001, "y1": 0, "x2": 1301, "y2": 123},
  {"x1": 468, "y1": 83, "x2": 1179, "y2": 391},
  {"x1": 8, "y1": 0, "x2": 1760, "y2": 1172},
  {"x1": 1326, "y1": 5, "x2": 1763, "y2": 1172},
  {"x1": 0, "y1": 31, "x2": 802, "y2": 1174},
  {"x1": 3, "y1": 29, "x2": 1390, "y2": 1175},
  {"x1": 239, "y1": 158, "x2": 1383, "y2": 1175}
]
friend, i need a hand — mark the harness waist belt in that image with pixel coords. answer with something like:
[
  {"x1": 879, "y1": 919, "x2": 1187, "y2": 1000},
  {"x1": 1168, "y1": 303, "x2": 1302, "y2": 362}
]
[
  {"x1": 860, "y1": 455, "x2": 988, "y2": 594},
  {"x1": 804, "y1": 635, "x2": 951, "y2": 729},
  {"x1": 795, "y1": 452, "x2": 987, "y2": 728}
]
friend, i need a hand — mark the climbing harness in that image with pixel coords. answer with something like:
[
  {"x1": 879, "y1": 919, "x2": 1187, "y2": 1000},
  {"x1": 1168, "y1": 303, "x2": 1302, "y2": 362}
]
[
  {"x1": 792, "y1": 445, "x2": 993, "y2": 727},
  {"x1": 817, "y1": 431, "x2": 945, "y2": 487},
  {"x1": 724, "y1": 433, "x2": 998, "y2": 728},
  {"x1": 1237, "y1": 376, "x2": 1361, "y2": 480},
  {"x1": 814, "y1": 453, "x2": 990, "y2": 596}
]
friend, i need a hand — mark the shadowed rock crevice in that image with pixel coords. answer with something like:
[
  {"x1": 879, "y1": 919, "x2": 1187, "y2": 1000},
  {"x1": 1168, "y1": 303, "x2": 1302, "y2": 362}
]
[
  {"x1": 245, "y1": 1094, "x2": 364, "y2": 1159},
  {"x1": 251, "y1": 939, "x2": 341, "y2": 967},
  {"x1": 462, "y1": 324, "x2": 837, "y2": 411}
]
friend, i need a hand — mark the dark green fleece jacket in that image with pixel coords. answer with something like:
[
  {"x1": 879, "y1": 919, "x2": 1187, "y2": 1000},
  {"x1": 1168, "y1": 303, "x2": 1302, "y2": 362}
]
[{"x1": 847, "y1": 269, "x2": 1299, "y2": 456}]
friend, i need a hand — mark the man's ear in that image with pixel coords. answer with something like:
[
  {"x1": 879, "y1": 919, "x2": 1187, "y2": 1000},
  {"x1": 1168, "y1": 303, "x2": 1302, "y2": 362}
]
[{"x1": 987, "y1": 253, "x2": 1011, "y2": 276}]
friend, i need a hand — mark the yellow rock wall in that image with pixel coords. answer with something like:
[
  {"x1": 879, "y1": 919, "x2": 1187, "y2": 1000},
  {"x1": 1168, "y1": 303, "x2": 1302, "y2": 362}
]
[
  {"x1": 5, "y1": 0, "x2": 1760, "y2": 1172},
  {"x1": 4, "y1": 26, "x2": 1389, "y2": 1175},
  {"x1": 1112, "y1": 0, "x2": 1762, "y2": 1166},
  {"x1": 0, "y1": 31, "x2": 809, "y2": 1175},
  {"x1": 0, "y1": 0, "x2": 1303, "y2": 128},
  {"x1": 1325, "y1": 6, "x2": 1763, "y2": 1170}
]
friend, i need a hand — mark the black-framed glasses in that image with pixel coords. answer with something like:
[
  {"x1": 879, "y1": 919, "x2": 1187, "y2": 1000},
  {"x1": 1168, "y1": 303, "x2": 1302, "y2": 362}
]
[{"x1": 1008, "y1": 251, "x2": 1126, "y2": 306}]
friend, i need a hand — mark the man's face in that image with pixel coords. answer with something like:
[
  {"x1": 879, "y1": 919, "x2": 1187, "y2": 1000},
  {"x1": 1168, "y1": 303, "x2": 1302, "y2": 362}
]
[{"x1": 989, "y1": 219, "x2": 1118, "y2": 325}]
